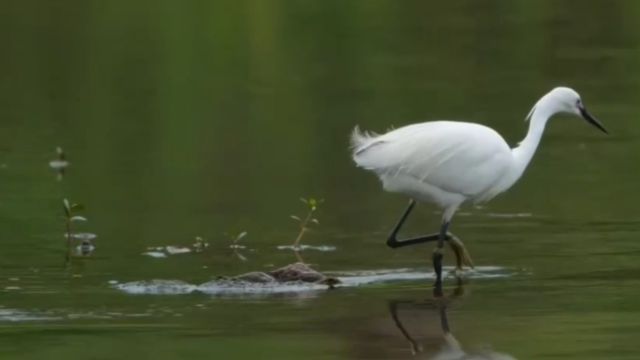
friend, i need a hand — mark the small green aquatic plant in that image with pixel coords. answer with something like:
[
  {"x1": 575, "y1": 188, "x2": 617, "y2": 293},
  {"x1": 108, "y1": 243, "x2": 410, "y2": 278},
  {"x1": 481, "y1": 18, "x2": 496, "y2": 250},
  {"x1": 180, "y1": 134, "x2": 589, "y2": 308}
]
[
  {"x1": 192, "y1": 236, "x2": 209, "y2": 253},
  {"x1": 290, "y1": 197, "x2": 323, "y2": 249},
  {"x1": 63, "y1": 199, "x2": 86, "y2": 259},
  {"x1": 228, "y1": 231, "x2": 247, "y2": 248},
  {"x1": 228, "y1": 231, "x2": 248, "y2": 261},
  {"x1": 49, "y1": 147, "x2": 69, "y2": 181}
]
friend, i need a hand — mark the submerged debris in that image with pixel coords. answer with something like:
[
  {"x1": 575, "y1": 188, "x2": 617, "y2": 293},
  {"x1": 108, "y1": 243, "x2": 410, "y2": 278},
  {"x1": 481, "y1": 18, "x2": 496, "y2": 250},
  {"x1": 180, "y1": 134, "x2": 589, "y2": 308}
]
[
  {"x1": 113, "y1": 266, "x2": 514, "y2": 296},
  {"x1": 251, "y1": 262, "x2": 340, "y2": 288},
  {"x1": 231, "y1": 272, "x2": 275, "y2": 283},
  {"x1": 212, "y1": 262, "x2": 341, "y2": 289},
  {"x1": 268, "y1": 262, "x2": 328, "y2": 283},
  {"x1": 115, "y1": 279, "x2": 197, "y2": 295}
]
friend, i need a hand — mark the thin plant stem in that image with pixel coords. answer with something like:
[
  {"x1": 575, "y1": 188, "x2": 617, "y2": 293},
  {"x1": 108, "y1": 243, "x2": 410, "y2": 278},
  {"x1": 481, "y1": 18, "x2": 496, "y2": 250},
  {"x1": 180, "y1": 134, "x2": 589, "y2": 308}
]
[
  {"x1": 293, "y1": 249, "x2": 305, "y2": 263},
  {"x1": 65, "y1": 219, "x2": 72, "y2": 264},
  {"x1": 66, "y1": 220, "x2": 72, "y2": 247},
  {"x1": 293, "y1": 210, "x2": 313, "y2": 248}
]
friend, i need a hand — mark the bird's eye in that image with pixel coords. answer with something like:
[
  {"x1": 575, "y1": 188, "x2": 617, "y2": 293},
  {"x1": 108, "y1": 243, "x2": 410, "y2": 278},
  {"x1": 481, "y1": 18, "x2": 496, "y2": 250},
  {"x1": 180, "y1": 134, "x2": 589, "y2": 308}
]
[{"x1": 576, "y1": 99, "x2": 582, "y2": 107}]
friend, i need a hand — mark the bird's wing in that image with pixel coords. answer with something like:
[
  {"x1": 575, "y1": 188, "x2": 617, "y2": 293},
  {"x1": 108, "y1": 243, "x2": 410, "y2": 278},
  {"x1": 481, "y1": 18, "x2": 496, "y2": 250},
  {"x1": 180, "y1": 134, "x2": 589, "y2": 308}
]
[{"x1": 352, "y1": 121, "x2": 513, "y2": 198}]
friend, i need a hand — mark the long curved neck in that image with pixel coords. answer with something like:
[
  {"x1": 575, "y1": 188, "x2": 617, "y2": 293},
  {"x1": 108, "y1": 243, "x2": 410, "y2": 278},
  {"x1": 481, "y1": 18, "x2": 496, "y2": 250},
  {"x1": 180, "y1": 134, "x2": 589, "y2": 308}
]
[{"x1": 510, "y1": 102, "x2": 554, "y2": 180}]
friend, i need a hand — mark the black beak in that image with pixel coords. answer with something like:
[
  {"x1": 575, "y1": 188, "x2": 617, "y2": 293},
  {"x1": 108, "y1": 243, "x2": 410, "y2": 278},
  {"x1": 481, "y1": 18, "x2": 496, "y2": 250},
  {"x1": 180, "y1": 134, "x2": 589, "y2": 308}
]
[{"x1": 579, "y1": 105, "x2": 608, "y2": 134}]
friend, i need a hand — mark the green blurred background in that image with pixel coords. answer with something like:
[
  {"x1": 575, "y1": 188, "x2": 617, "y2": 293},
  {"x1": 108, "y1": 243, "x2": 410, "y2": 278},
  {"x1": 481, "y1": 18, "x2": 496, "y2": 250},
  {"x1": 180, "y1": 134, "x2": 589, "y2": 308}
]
[{"x1": 0, "y1": 1, "x2": 639, "y2": 359}]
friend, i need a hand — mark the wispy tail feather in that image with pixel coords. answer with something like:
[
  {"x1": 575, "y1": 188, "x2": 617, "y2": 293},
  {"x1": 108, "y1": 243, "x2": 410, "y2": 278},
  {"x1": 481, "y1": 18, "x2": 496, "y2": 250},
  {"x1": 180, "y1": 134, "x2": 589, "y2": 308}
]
[
  {"x1": 350, "y1": 125, "x2": 367, "y2": 151},
  {"x1": 350, "y1": 125, "x2": 379, "y2": 155}
]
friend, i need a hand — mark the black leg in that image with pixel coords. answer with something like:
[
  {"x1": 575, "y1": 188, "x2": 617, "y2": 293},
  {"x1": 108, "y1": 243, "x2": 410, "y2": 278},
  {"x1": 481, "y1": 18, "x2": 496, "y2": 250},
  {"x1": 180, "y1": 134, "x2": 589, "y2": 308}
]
[
  {"x1": 432, "y1": 221, "x2": 449, "y2": 294},
  {"x1": 388, "y1": 301, "x2": 422, "y2": 355},
  {"x1": 388, "y1": 281, "x2": 464, "y2": 355},
  {"x1": 387, "y1": 200, "x2": 450, "y2": 249},
  {"x1": 386, "y1": 200, "x2": 468, "y2": 293},
  {"x1": 439, "y1": 302, "x2": 450, "y2": 333}
]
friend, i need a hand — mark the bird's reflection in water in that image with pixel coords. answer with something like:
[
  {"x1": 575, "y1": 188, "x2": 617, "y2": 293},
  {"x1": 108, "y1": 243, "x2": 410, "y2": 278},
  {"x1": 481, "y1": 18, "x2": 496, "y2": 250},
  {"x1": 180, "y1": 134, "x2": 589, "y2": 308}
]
[{"x1": 388, "y1": 282, "x2": 516, "y2": 360}]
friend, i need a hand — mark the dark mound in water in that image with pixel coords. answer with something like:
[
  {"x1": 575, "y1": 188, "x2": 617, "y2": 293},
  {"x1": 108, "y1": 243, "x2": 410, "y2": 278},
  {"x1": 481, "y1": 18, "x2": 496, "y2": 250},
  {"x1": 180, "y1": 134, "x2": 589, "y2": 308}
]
[
  {"x1": 113, "y1": 265, "x2": 512, "y2": 296},
  {"x1": 227, "y1": 262, "x2": 340, "y2": 288}
]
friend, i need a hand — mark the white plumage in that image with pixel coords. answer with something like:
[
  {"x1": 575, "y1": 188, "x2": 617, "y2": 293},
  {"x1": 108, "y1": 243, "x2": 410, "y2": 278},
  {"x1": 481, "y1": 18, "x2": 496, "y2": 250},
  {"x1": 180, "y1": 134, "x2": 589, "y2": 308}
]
[
  {"x1": 352, "y1": 121, "x2": 512, "y2": 206},
  {"x1": 352, "y1": 86, "x2": 607, "y2": 225}
]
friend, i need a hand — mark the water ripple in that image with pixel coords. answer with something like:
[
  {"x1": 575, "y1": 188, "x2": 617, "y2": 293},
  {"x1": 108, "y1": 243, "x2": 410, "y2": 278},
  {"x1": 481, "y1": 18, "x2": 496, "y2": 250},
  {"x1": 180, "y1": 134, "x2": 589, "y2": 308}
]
[{"x1": 113, "y1": 266, "x2": 514, "y2": 296}]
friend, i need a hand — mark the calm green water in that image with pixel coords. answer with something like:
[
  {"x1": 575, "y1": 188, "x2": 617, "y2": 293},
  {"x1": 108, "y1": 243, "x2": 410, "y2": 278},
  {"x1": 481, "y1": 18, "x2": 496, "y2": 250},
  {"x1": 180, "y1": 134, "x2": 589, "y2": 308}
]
[{"x1": 1, "y1": 1, "x2": 640, "y2": 359}]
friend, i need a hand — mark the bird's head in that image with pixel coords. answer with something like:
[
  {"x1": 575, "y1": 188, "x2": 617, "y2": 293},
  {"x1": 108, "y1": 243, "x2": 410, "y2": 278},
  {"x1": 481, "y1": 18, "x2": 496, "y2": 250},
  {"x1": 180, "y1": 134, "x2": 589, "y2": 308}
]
[{"x1": 526, "y1": 86, "x2": 608, "y2": 134}]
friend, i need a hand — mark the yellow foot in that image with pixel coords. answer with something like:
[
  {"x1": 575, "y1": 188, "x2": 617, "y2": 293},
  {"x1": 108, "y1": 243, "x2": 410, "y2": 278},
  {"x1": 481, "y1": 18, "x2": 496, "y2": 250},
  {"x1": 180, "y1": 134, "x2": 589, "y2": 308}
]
[{"x1": 446, "y1": 234, "x2": 474, "y2": 270}]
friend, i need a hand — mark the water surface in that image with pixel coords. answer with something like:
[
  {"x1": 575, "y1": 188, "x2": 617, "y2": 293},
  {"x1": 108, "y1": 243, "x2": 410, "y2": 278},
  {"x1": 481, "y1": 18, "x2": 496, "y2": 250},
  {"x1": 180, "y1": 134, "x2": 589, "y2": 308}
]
[{"x1": 1, "y1": 1, "x2": 639, "y2": 359}]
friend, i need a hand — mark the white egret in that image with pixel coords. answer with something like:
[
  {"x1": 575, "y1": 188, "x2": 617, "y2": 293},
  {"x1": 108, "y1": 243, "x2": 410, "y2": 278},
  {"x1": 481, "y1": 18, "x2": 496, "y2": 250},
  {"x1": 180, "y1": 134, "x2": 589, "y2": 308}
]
[{"x1": 350, "y1": 87, "x2": 607, "y2": 290}]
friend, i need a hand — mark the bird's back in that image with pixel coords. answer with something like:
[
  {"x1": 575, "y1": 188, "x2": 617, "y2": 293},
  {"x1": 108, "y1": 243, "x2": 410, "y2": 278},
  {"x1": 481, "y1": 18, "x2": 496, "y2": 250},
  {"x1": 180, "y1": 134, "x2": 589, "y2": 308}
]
[{"x1": 351, "y1": 121, "x2": 514, "y2": 204}]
